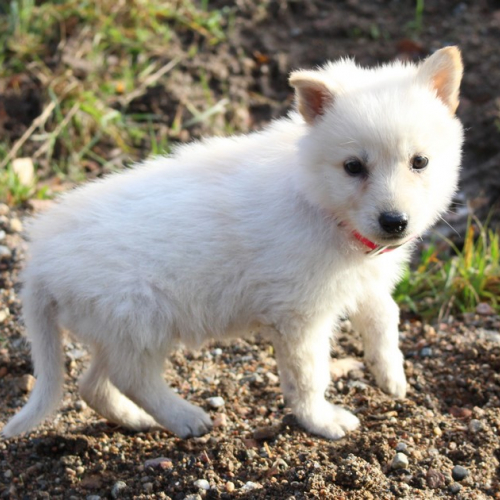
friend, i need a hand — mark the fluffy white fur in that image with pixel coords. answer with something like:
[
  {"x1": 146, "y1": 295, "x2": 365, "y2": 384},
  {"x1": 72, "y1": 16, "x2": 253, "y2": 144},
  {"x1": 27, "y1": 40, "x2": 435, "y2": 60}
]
[{"x1": 2, "y1": 48, "x2": 464, "y2": 440}]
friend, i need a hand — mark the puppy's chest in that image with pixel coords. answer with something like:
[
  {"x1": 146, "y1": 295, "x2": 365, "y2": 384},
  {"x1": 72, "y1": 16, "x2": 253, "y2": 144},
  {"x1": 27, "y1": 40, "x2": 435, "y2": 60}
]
[{"x1": 289, "y1": 255, "x2": 385, "y2": 314}]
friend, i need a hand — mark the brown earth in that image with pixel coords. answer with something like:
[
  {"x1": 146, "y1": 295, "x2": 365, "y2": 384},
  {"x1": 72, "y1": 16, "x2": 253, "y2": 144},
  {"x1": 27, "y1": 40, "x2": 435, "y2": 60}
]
[{"x1": 1, "y1": 1, "x2": 500, "y2": 499}]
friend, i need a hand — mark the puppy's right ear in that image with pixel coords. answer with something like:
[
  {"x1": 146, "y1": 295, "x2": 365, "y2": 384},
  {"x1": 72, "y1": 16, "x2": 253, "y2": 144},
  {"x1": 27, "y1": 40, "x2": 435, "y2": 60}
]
[{"x1": 289, "y1": 71, "x2": 334, "y2": 125}]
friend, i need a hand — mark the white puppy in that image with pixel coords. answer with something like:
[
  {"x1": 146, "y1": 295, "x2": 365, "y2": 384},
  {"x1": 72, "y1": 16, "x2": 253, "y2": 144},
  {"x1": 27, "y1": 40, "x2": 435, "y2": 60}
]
[{"x1": 3, "y1": 47, "x2": 463, "y2": 440}]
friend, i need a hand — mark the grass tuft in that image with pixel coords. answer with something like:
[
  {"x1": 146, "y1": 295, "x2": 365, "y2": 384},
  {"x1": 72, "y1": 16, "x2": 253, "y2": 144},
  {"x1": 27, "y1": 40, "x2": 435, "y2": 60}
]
[{"x1": 395, "y1": 218, "x2": 500, "y2": 319}]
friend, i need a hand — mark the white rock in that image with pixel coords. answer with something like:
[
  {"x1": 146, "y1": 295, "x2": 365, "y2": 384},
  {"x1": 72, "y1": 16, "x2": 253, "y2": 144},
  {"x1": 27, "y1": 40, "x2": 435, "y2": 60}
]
[
  {"x1": 478, "y1": 329, "x2": 500, "y2": 343},
  {"x1": 242, "y1": 481, "x2": 261, "y2": 492},
  {"x1": 391, "y1": 452, "x2": 409, "y2": 470},
  {"x1": 193, "y1": 479, "x2": 210, "y2": 490},
  {"x1": 12, "y1": 157, "x2": 35, "y2": 186},
  {"x1": 469, "y1": 419, "x2": 484, "y2": 433},
  {"x1": 0, "y1": 246, "x2": 11, "y2": 260},
  {"x1": 9, "y1": 218, "x2": 23, "y2": 233},
  {"x1": 265, "y1": 372, "x2": 279, "y2": 384},
  {"x1": 75, "y1": 400, "x2": 88, "y2": 412},
  {"x1": 0, "y1": 308, "x2": 9, "y2": 323},
  {"x1": 111, "y1": 481, "x2": 127, "y2": 498},
  {"x1": 207, "y1": 396, "x2": 225, "y2": 408}
]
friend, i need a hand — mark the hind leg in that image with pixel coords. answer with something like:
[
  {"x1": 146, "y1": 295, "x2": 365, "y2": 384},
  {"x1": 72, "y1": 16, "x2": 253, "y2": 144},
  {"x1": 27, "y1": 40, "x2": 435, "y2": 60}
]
[
  {"x1": 79, "y1": 346, "x2": 158, "y2": 431},
  {"x1": 107, "y1": 348, "x2": 212, "y2": 439}
]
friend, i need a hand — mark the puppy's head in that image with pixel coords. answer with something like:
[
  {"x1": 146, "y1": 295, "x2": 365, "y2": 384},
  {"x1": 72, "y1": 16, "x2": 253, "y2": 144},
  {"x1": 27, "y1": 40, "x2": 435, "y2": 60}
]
[{"x1": 290, "y1": 47, "x2": 464, "y2": 249}]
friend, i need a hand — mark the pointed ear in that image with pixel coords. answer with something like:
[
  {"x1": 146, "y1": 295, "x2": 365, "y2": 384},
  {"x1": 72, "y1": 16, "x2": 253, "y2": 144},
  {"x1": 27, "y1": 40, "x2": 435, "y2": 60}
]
[
  {"x1": 418, "y1": 46, "x2": 463, "y2": 114},
  {"x1": 289, "y1": 71, "x2": 334, "y2": 124}
]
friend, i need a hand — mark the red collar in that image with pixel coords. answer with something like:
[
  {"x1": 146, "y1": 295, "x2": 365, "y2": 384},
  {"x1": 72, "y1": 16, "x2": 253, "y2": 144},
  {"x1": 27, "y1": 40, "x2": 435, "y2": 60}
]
[
  {"x1": 338, "y1": 221, "x2": 411, "y2": 256},
  {"x1": 352, "y1": 230, "x2": 413, "y2": 256},
  {"x1": 352, "y1": 231, "x2": 397, "y2": 255}
]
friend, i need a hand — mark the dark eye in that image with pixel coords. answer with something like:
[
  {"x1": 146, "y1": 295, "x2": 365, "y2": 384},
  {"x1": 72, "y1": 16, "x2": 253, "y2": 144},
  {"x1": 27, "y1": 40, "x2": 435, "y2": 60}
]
[
  {"x1": 411, "y1": 155, "x2": 429, "y2": 171},
  {"x1": 344, "y1": 159, "x2": 366, "y2": 177}
]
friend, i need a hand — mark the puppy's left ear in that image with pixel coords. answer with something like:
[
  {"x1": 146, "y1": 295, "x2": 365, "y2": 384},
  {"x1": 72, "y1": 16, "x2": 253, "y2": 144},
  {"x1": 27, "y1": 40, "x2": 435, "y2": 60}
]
[
  {"x1": 418, "y1": 46, "x2": 463, "y2": 114},
  {"x1": 289, "y1": 71, "x2": 334, "y2": 124}
]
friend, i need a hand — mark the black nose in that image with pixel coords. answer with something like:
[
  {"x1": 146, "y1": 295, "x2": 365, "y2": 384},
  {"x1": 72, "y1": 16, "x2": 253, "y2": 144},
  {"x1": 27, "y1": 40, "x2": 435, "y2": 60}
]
[{"x1": 379, "y1": 212, "x2": 408, "y2": 235}]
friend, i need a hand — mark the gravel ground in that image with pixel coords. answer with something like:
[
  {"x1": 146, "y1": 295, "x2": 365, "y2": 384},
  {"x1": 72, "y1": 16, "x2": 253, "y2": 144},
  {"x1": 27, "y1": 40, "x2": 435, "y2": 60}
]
[{"x1": 2, "y1": 1, "x2": 500, "y2": 498}]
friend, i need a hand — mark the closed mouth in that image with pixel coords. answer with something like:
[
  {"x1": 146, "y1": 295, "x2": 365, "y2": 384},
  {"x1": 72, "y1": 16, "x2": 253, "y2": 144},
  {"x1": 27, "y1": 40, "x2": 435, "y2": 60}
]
[{"x1": 351, "y1": 230, "x2": 406, "y2": 256}]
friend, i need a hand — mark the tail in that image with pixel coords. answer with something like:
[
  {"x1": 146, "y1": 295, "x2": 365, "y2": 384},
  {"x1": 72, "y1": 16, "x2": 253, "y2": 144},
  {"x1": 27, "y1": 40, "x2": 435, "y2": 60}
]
[{"x1": 2, "y1": 283, "x2": 64, "y2": 438}]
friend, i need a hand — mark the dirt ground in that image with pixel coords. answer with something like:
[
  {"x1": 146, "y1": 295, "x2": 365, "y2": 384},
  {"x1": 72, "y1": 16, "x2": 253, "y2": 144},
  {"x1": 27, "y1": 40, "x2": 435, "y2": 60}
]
[{"x1": 1, "y1": 1, "x2": 500, "y2": 498}]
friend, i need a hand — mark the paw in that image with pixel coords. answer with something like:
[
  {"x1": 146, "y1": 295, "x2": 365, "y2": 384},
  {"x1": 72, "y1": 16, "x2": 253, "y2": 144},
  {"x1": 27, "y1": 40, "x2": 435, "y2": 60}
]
[
  {"x1": 297, "y1": 401, "x2": 360, "y2": 440},
  {"x1": 170, "y1": 405, "x2": 213, "y2": 439},
  {"x1": 367, "y1": 351, "x2": 407, "y2": 398}
]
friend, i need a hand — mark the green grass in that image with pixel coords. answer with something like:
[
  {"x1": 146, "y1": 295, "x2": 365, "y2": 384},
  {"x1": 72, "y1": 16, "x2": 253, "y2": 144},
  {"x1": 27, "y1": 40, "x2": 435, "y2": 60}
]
[
  {"x1": 395, "y1": 218, "x2": 500, "y2": 319},
  {"x1": 405, "y1": 0, "x2": 425, "y2": 35},
  {"x1": 0, "y1": 0, "x2": 234, "y2": 197}
]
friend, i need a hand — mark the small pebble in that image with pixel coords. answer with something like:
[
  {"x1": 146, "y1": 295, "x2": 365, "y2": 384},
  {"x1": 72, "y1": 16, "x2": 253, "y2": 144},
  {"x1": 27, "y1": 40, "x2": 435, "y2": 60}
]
[
  {"x1": 87, "y1": 496, "x2": 101, "y2": 500},
  {"x1": 449, "y1": 406, "x2": 472, "y2": 419},
  {"x1": 271, "y1": 458, "x2": 289, "y2": 472},
  {"x1": 142, "y1": 482, "x2": 153, "y2": 493},
  {"x1": 0, "y1": 230, "x2": 5, "y2": 241},
  {"x1": 10, "y1": 218, "x2": 23, "y2": 233},
  {"x1": 225, "y1": 481, "x2": 235, "y2": 493},
  {"x1": 18, "y1": 374, "x2": 36, "y2": 393},
  {"x1": 212, "y1": 348, "x2": 223, "y2": 356},
  {"x1": 0, "y1": 245, "x2": 11, "y2": 260},
  {"x1": 241, "y1": 373, "x2": 263, "y2": 384},
  {"x1": 426, "y1": 468, "x2": 446, "y2": 489},
  {"x1": 4, "y1": 470, "x2": 12, "y2": 479},
  {"x1": 451, "y1": 465, "x2": 469, "y2": 481},
  {"x1": 420, "y1": 347, "x2": 433, "y2": 357},
  {"x1": 265, "y1": 372, "x2": 279, "y2": 384},
  {"x1": 213, "y1": 413, "x2": 227, "y2": 427},
  {"x1": 391, "y1": 452, "x2": 409, "y2": 470},
  {"x1": 347, "y1": 380, "x2": 368, "y2": 391},
  {"x1": 0, "y1": 204, "x2": 9, "y2": 216},
  {"x1": 395, "y1": 442, "x2": 408, "y2": 453},
  {"x1": 144, "y1": 457, "x2": 173, "y2": 469},
  {"x1": 479, "y1": 329, "x2": 500, "y2": 343},
  {"x1": 449, "y1": 483, "x2": 462, "y2": 494},
  {"x1": 193, "y1": 479, "x2": 210, "y2": 490},
  {"x1": 476, "y1": 302, "x2": 494, "y2": 316},
  {"x1": 207, "y1": 396, "x2": 225, "y2": 408},
  {"x1": 75, "y1": 400, "x2": 88, "y2": 412},
  {"x1": 468, "y1": 419, "x2": 483, "y2": 433},
  {"x1": 433, "y1": 426, "x2": 443, "y2": 437},
  {"x1": 0, "y1": 308, "x2": 9, "y2": 323},
  {"x1": 242, "y1": 481, "x2": 261, "y2": 491},
  {"x1": 111, "y1": 481, "x2": 127, "y2": 498},
  {"x1": 253, "y1": 425, "x2": 279, "y2": 441}
]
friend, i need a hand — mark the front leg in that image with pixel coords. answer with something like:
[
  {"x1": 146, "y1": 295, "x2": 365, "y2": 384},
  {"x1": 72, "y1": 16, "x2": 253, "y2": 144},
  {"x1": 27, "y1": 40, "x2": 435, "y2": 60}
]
[
  {"x1": 272, "y1": 316, "x2": 360, "y2": 440},
  {"x1": 350, "y1": 290, "x2": 406, "y2": 398}
]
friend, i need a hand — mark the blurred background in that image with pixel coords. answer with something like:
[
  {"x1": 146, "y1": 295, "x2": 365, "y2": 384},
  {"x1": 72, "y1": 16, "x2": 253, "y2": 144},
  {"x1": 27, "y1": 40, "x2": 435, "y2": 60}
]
[{"x1": 0, "y1": 0, "x2": 499, "y2": 315}]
